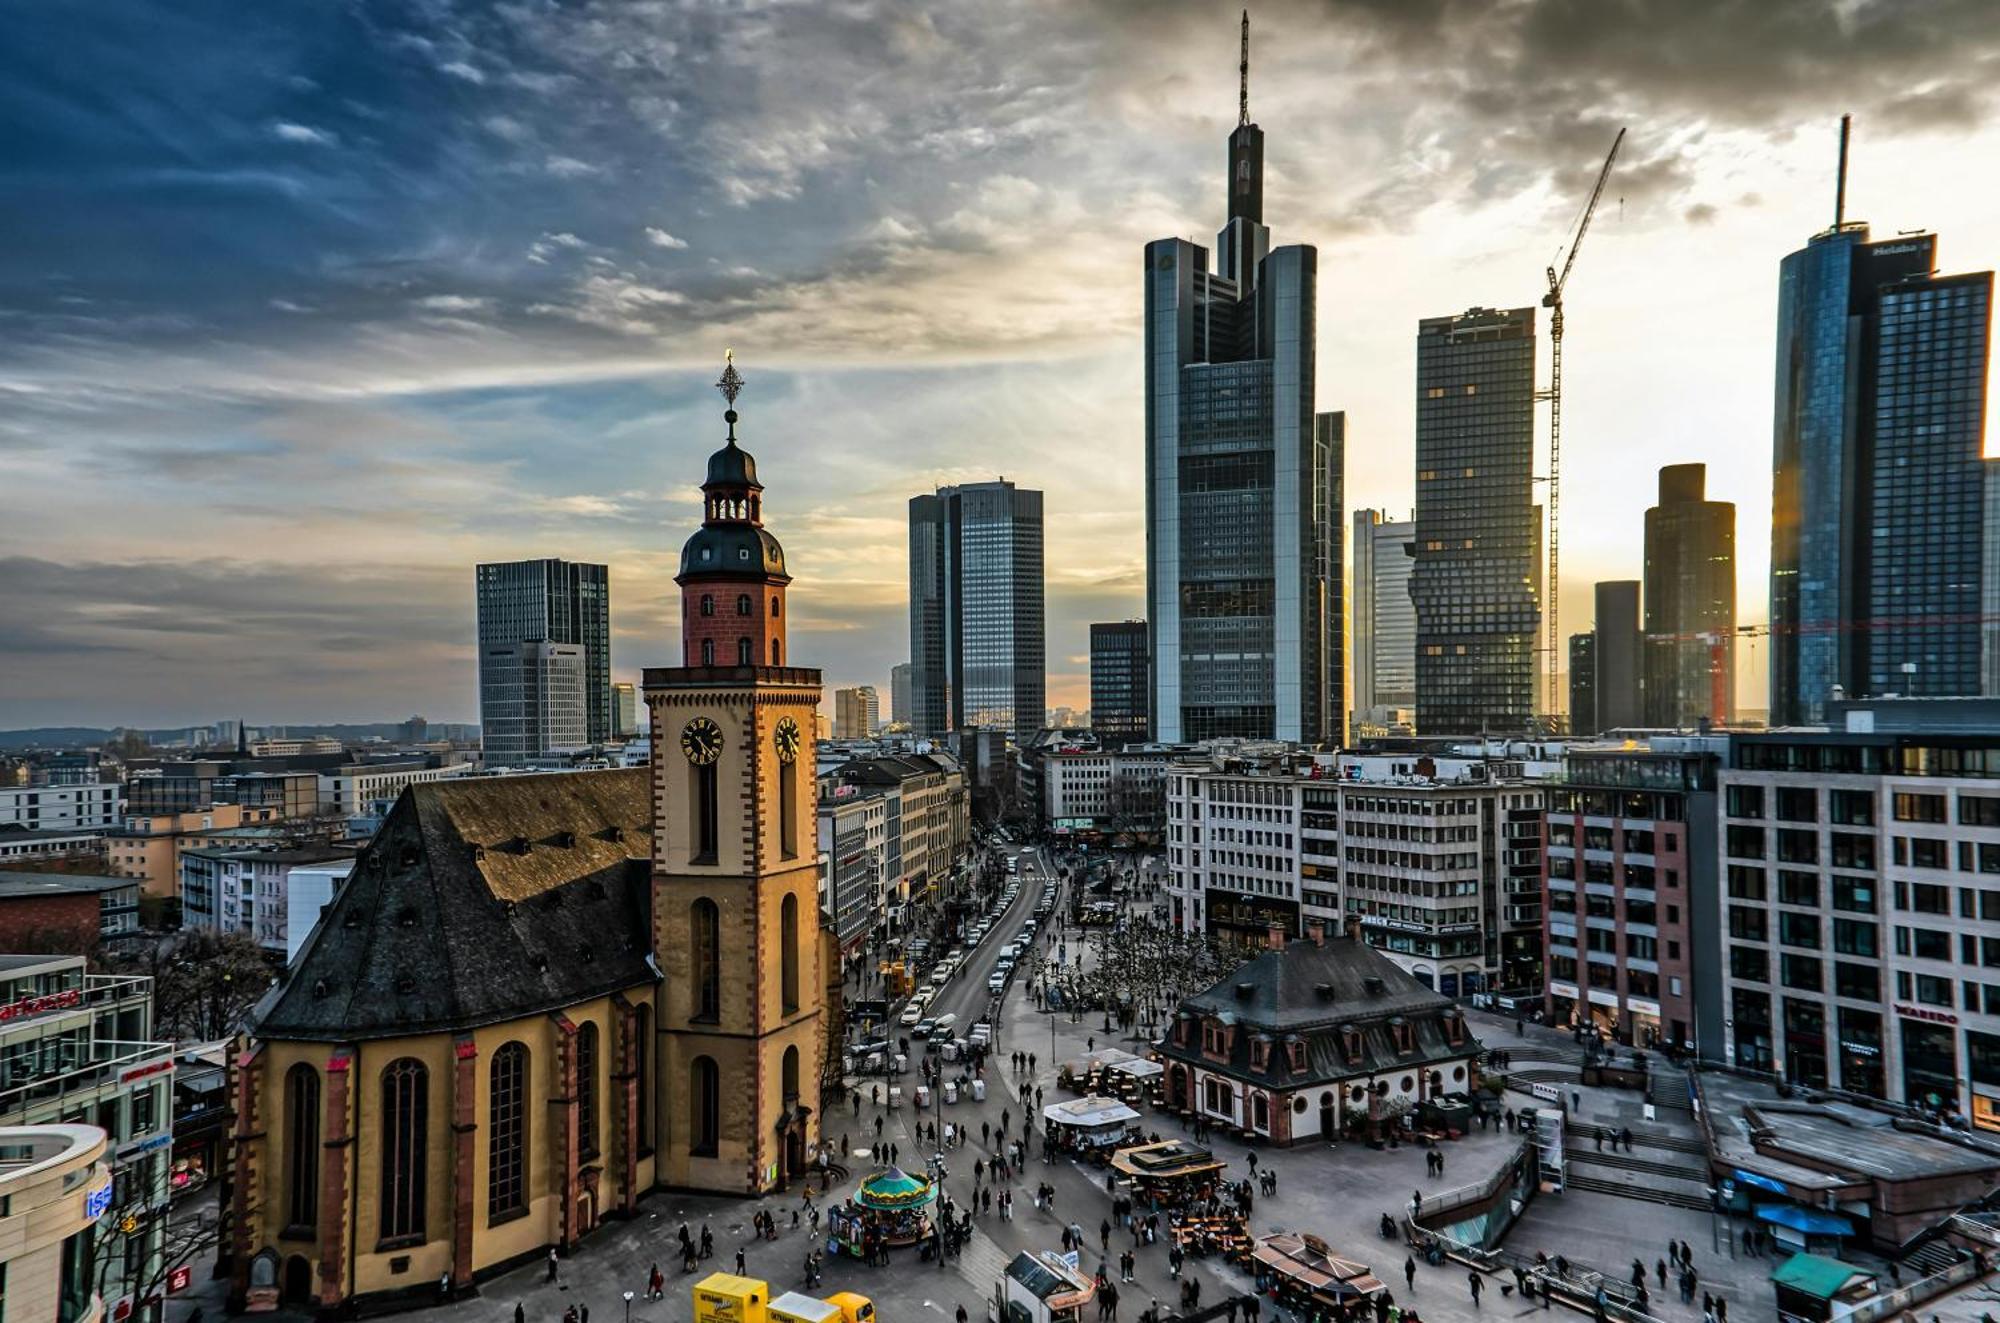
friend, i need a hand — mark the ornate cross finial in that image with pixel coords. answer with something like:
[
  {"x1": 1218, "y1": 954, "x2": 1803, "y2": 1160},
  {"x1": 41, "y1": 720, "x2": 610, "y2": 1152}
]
[
  {"x1": 716, "y1": 348, "x2": 744, "y2": 409},
  {"x1": 715, "y1": 349, "x2": 744, "y2": 441}
]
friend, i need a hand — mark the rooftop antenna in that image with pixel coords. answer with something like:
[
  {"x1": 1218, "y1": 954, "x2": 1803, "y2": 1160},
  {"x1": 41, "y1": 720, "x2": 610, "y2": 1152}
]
[
  {"x1": 1238, "y1": 10, "x2": 1250, "y2": 127},
  {"x1": 1835, "y1": 113, "x2": 1851, "y2": 229}
]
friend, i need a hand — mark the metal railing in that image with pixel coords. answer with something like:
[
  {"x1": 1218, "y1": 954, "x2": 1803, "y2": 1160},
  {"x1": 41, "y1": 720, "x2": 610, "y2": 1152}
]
[
  {"x1": 1830, "y1": 1255, "x2": 1986, "y2": 1323},
  {"x1": 0, "y1": 1039, "x2": 173, "y2": 1116}
]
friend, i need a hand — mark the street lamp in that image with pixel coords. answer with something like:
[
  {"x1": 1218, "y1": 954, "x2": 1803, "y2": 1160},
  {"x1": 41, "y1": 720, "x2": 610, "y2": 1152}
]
[{"x1": 624, "y1": 1290, "x2": 635, "y2": 1323}]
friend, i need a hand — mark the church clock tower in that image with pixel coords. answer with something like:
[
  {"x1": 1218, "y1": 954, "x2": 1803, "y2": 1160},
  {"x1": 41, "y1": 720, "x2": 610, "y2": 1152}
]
[{"x1": 646, "y1": 354, "x2": 826, "y2": 1193}]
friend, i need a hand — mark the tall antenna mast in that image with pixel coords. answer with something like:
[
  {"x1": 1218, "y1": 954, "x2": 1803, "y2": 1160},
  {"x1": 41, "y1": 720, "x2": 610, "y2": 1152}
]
[
  {"x1": 1239, "y1": 10, "x2": 1250, "y2": 127},
  {"x1": 1834, "y1": 113, "x2": 1852, "y2": 228}
]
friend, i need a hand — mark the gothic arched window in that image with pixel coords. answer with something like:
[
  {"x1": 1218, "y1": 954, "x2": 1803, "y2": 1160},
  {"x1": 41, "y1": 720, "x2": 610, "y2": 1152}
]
[
  {"x1": 380, "y1": 1058, "x2": 428, "y2": 1241},
  {"x1": 691, "y1": 899, "x2": 721, "y2": 1020},
  {"x1": 576, "y1": 1022, "x2": 599, "y2": 1159},
  {"x1": 488, "y1": 1043, "x2": 527, "y2": 1219},
  {"x1": 284, "y1": 1064, "x2": 319, "y2": 1232},
  {"x1": 781, "y1": 893, "x2": 800, "y2": 1012}
]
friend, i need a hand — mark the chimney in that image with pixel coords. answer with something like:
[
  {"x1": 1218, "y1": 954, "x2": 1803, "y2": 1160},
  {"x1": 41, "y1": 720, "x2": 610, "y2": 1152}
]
[
  {"x1": 1266, "y1": 923, "x2": 1287, "y2": 952},
  {"x1": 1306, "y1": 919, "x2": 1326, "y2": 947},
  {"x1": 1343, "y1": 915, "x2": 1363, "y2": 943}
]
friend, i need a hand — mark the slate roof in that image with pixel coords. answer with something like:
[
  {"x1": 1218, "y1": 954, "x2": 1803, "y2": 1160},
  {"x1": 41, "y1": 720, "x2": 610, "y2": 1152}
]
[
  {"x1": 252, "y1": 767, "x2": 657, "y2": 1042},
  {"x1": 1157, "y1": 936, "x2": 1479, "y2": 1089}
]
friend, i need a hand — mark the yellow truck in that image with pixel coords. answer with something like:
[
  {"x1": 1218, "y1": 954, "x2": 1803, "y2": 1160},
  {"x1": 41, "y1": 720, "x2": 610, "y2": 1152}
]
[{"x1": 692, "y1": 1274, "x2": 872, "y2": 1323}]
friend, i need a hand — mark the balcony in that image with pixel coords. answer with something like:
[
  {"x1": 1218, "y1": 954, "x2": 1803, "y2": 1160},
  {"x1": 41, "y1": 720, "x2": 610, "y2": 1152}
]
[{"x1": 0, "y1": 1039, "x2": 174, "y2": 1118}]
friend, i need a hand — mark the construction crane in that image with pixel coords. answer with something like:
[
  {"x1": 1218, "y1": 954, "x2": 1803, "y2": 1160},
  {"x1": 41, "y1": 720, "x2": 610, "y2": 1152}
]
[{"x1": 1541, "y1": 127, "x2": 1625, "y2": 728}]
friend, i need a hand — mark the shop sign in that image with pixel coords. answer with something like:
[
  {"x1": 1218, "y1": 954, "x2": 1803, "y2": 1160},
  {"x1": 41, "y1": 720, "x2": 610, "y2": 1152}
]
[
  {"x1": 85, "y1": 1183, "x2": 114, "y2": 1221},
  {"x1": 167, "y1": 1266, "x2": 193, "y2": 1295},
  {"x1": 1839, "y1": 1041, "x2": 1880, "y2": 1057},
  {"x1": 117, "y1": 1132, "x2": 171, "y2": 1160},
  {"x1": 1894, "y1": 1003, "x2": 1958, "y2": 1026},
  {"x1": 120, "y1": 1058, "x2": 172, "y2": 1084},
  {"x1": 0, "y1": 988, "x2": 81, "y2": 1021}
]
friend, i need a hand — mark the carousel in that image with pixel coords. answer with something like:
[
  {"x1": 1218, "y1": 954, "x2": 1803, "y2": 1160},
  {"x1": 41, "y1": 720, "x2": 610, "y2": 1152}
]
[{"x1": 826, "y1": 1167, "x2": 938, "y2": 1258}]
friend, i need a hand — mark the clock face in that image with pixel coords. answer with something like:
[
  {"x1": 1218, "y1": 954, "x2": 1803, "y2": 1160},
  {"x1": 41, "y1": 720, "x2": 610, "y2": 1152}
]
[
  {"x1": 680, "y1": 717, "x2": 724, "y2": 766},
  {"x1": 774, "y1": 716, "x2": 802, "y2": 763}
]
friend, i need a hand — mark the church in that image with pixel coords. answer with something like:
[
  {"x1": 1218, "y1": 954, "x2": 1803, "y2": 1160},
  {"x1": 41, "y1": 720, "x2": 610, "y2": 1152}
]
[{"x1": 226, "y1": 358, "x2": 835, "y2": 1313}]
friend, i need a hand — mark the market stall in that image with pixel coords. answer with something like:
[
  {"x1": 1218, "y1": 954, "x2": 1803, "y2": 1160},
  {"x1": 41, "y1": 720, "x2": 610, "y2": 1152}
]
[
  {"x1": 825, "y1": 1167, "x2": 937, "y2": 1257},
  {"x1": 1251, "y1": 1232, "x2": 1385, "y2": 1319},
  {"x1": 1043, "y1": 1096, "x2": 1142, "y2": 1160},
  {"x1": 1003, "y1": 1251, "x2": 1097, "y2": 1323},
  {"x1": 1110, "y1": 1139, "x2": 1227, "y2": 1210}
]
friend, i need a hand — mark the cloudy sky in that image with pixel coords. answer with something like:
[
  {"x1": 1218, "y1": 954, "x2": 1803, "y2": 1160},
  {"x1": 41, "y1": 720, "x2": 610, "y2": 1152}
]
[{"x1": 4, "y1": 0, "x2": 1998, "y2": 730}]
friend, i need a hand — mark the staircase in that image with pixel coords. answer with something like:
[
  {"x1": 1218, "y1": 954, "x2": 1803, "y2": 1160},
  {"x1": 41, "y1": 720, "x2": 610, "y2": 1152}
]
[{"x1": 1564, "y1": 1170, "x2": 1712, "y2": 1211}]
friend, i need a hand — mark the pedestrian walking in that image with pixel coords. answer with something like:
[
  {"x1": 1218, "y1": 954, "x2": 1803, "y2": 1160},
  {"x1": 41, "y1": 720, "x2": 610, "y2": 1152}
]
[
  {"x1": 547, "y1": 1248, "x2": 559, "y2": 1283},
  {"x1": 1469, "y1": 1272, "x2": 1483, "y2": 1307},
  {"x1": 1405, "y1": 1256, "x2": 1417, "y2": 1291},
  {"x1": 737, "y1": 1249, "x2": 747, "y2": 1275}
]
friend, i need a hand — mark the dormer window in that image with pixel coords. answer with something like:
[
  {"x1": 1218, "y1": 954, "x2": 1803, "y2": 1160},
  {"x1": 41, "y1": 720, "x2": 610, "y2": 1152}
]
[
  {"x1": 1390, "y1": 1017, "x2": 1414, "y2": 1054},
  {"x1": 1286, "y1": 1039, "x2": 1306, "y2": 1073},
  {"x1": 1340, "y1": 1024, "x2": 1362, "y2": 1064}
]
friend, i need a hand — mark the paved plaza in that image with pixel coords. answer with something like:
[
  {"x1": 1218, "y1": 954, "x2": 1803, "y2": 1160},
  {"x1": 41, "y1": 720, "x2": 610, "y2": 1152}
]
[{"x1": 167, "y1": 853, "x2": 1803, "y2": 1323}]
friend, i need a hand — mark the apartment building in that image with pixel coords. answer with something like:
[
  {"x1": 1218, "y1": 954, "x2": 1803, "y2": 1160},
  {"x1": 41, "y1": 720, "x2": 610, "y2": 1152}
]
[
  {"x1": 818, "y1": 786, "x2": 888, "y2": 954},
  {"x1": 829, "y1": 753, "x2": 971, "y2": 910},
  {"x1": 178, "y1": 845, "x2": 358, "y2": 953},
  {"x1": 0, "y1": 783, "x2": 121, "y2": 835},
  {"x1": 1544, "y1": 740, "x2": 1724, "y2": 1054},
  {"x1": 1717, "y1": 700, "x2": 2000, "y2": 1127},
  {"x1": 0, "y1": 956, "x2": 173, "y2": 1318},
  {"x1": 316, "y1": 759, "x2": 474, "y2": 820},
  {"x1": 1165, "y1": 744, "x2": 1557, "y2": 994}
]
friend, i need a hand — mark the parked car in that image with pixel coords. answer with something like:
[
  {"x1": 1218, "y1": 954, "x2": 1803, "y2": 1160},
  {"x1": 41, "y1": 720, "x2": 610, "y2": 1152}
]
[
  {"x1": 899, "y1": 1003, "x2": 925, "y2": 1027},
  {"x1": 913, "y1": 1018, "x2": 938, "y2": 1039}
]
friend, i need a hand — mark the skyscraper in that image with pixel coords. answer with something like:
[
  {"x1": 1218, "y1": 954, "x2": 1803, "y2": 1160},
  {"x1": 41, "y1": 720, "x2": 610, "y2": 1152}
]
[
  {"x1": 611, "y1": 680, "x2": 639, "y2": 739},
  {"x1": 1592, "y1": 580, "x2": 1643, "y2": 731},
  {"x1": 908, "y1": 480, "x2": 1046, "y2": 739},
  {"x1": 833, "y1": 686, "x2": 880, "y2": 739},
  {"x1": 481, "y1": 639, "x2": 588, "y2": 761},
  {"x1": 1350, "y1": 509, "x2": 1416, "y2": 737},
  {"x1": 1090, "y1": 621, "x2": 1150, "y2": 745},
  {"x1": 1567, "y1": 634, "x2": 1597, "y2": 737},
  {"x1": 1411, "y1": 306, "x2": 1540, "y2": 734},
  {"x1": 889, "y1": 662, "x2": 913, "y2": 729},
  {"x1": 1142, "y1": 18, "x2": 1342, "y2": 745},
  {"x1": 1770, "y1": 148, "x2": 1994, "y2": 722},
  {"x1": 475, "y1": 558, "x2": 611, "y2": 761},
  {"x1": 1643, "y1": 463, "x2": 1736, "y2": 727}
]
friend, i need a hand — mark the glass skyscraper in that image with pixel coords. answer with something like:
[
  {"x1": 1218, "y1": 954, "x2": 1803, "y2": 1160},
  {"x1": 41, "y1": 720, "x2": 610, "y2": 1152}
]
[
  {"x1": 1411, "y1": 306, "x2": 1540, "y2": 734},
  {"x1": 1771, "y1": 224, "x2": 1993, "y2": 722},
  {"x1": 1350, "y1": 509, "x2": 1416, "y2": 737},
  {"x1": 1090, "y1": 620, "x2": 1150, "y2": 745},
  {"x1": 1642, "y1": 463, "x2": 1736, "y2": 727},
  {"x1": 474, "y1": 558, "x2": 610, "y2": 761},
  {"x1": 1143, "y1": 61, "x2": 1342, "y2": 744},
  {"x1": 908, "y1": 480, "x2": 1045, "y2": 739}
]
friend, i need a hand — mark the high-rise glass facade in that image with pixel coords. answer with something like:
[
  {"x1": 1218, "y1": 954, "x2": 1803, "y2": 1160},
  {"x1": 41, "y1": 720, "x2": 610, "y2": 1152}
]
[
  {"x1": 1593, "y1": 580, "x2": 1643, "y2": 731},
  {"x1": 475, "y1": 558, "x2": 610, "y2": 761},
  {"x1": 1350, "y1": 509, "x2": 1416, "y2": 737},
  {"x1": 1770, "y1": 225, "x2": 1991, "y2": 722},
  {"x1": 1643, "y1": 463, "x2": 1736, "y2": 727},
  {"x1": 1090, "y1": 620, "x2": 1150, "y2": 745},
  {"x1": 1411, "y1": 307, "x2": 1539, "y2": 734},
  {"x1": 908, "y1": 481, "x2": 1045, "y2": 739},
  {"x1": 1143, "y1": 96, "x2": 1340, "y2": 744}
]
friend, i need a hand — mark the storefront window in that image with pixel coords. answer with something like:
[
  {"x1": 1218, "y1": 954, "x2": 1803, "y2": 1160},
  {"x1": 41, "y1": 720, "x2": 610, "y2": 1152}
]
[
  {"x1": 1968, "y1": 1031, "x2": 2000, "y2": 1132},
  {"x1": 1901, "y1": 1020, "x2": 1959, "y2": 1112},
  {"x1": 59, "y1": 1225, "x2": 95, "y2": 1323}
]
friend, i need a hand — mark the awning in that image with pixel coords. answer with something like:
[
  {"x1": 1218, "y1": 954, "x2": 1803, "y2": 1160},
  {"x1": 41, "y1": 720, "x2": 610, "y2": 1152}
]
[
  {"x1": 1757, "y1": 1204, "x2": 1855, "y2": 1237},
  {"x1": 1732, "y1": 1167, "x2": 1790, "y2": 1195},
  {"x1": 1044, "y1": 1097, "x2": 1141, "y2": 1129},
  {"x1": 1770, "y1": 1253, "x2": 1873, "y2": 1300},
  {"x1": 1110, "y1": 1058, "x2": 1164, "y2": 1080}
]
